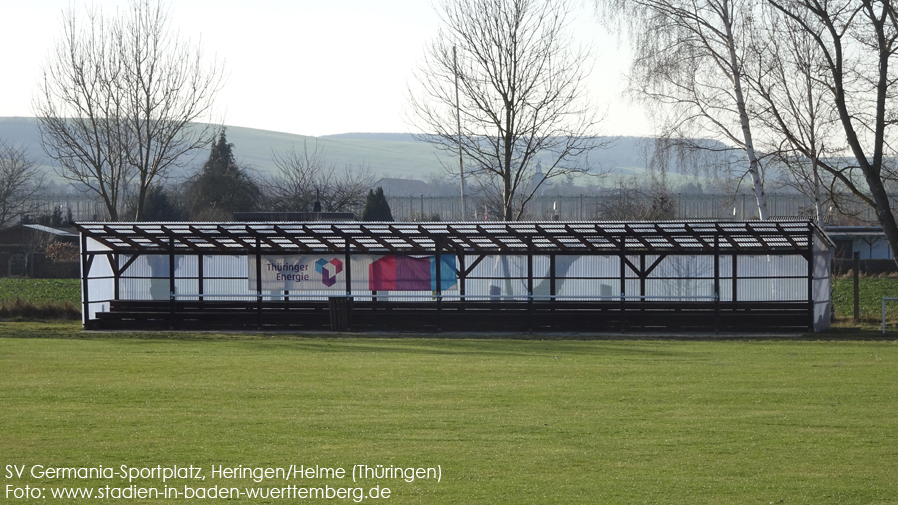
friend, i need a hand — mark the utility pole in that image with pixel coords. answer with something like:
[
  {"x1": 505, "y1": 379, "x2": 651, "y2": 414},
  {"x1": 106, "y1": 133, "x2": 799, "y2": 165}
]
[{"x1": 454, "y1": 46, "x2": 465, "y2": 220}]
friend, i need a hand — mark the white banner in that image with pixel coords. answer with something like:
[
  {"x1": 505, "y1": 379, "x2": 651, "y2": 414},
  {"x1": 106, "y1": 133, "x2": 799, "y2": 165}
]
[{"x1": 248, "y1": 254, "x2": 457, "y2": 292}]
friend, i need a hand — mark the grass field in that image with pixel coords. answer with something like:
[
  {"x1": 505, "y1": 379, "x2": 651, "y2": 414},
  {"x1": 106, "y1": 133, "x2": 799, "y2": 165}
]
[
  {"x1": 2, "y1": 331, "x2": 897, "y2": 504},
  {"x1": 2, "y1": 279, "x2": 898, "y2": 502},
  {"x1": 0, "y1": 279, "x2": 81, "y2": 321},
  {"x1": 832, "y1": 276, "x2": 898, "y2": 322},
  {"x1": 0, "y1": 278, "x2": 81, "y2": 306}
]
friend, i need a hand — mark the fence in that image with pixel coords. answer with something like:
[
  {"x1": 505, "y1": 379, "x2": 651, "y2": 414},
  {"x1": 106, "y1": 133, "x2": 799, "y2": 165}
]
[
  {"x1": 1, "y1": 252, "x2": 80, "y2": 278},
  {"x1": 382, "y1": 193, "x2": 883, "y2": 223},
  {"x1": 22, "y1": 191, "x2": 895, "y2": 223}
]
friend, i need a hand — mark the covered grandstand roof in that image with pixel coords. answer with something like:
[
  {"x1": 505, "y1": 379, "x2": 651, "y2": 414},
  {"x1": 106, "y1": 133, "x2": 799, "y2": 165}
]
[{"x1": 73, "y1": 220, "x2": 830, "y2": 255}]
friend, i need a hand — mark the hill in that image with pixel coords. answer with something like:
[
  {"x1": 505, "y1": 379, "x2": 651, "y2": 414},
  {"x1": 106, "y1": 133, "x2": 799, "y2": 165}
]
[
  {"x1": 0, "y1": 117, "x2": 457, "y2": 181},
  {"x1": 0, "y1": 116, "x2": 695, "y2": 186}
]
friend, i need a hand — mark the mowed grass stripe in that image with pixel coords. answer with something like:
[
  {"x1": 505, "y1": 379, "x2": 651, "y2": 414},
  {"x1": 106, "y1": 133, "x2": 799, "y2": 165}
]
[{"x1": 1, "y1": 337, "x2": 896, "y2": 504}]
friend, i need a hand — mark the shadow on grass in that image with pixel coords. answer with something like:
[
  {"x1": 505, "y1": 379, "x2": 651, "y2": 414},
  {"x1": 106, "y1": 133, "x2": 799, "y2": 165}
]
[
  {"x1": 104, "y1": 334, "x2": 687, "y2": 359},
  {"x1": 253, "y1": 338, "x2": 690, "y2": 358},
  {"x1": 0, "y1": 298, "x2": 80, "y2": 321},
  {"x1": 4, "y1": 320, "x2": 898, "y2": 345}
]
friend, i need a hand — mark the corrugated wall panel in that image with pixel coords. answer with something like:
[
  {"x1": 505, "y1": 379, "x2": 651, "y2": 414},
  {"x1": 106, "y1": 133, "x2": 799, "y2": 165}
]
[
  {"x1": 813, "y1": 231, "x2": 834, "y2": 331},
  {"x1": 202, "y1": 255, "x2": 249, "y2": 280},
  {"x1": 204, "y1": 279, "x2": 255, "y2": 300},
  {"x1": 719, "y1": 279, "x2": 733, "y2": 302},
  {"x1": 570, "y1": 255, "x2": 620, "y2": 280},
  {"x1": 644, "y1": 279, "x2": 715, "y2": 299},
  {"x1": 86, "y1": 250, "x2": 114, "y2": 279},
  {"x1": 174, "y1": 279, "x2": 199, "y2": 299},
  {"x1": 738, "y1": 255, "x2": 807, "y2": 277},
  {"x1": 120, "y1": 278, "x2": 149, "y2": 300},
  {"x1": 719, "y1": 255, "x2": 734, "y2": 278},
  {"x1": 176, "y1": 256, "x2": 198, "y2": 278},
  {"x1": 647, "y1": 256, "x2": 715, "y2": 280},
  {"x1": 737, "y1": 278, "x2": 807, "y2": 301},
  {"x1": 86, "y1": 278, "x2": 113, "y2": 320},
  {"x1": 83, "y1": 238, "x2": 111, "y2": 324}
]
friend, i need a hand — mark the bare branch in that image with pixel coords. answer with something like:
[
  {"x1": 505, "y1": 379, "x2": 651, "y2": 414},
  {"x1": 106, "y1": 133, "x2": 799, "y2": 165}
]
[
  {"x1": 268, "y1": 140, "x2": 376, "y2": 216},
  {"x1": 0, "y1": 140, "x2": 45, "y2": 228},
  {"x1": 408, "y1": 0, "x2": 607, "y2": 221},
  {"x1": 33, "y1": 0, "x2": 223, "y2": 221}
]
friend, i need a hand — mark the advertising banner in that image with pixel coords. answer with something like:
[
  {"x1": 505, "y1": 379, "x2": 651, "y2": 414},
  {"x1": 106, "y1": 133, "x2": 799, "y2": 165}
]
[{"x1": 248, "y1": 254, "x2": 457, "y2": 292}]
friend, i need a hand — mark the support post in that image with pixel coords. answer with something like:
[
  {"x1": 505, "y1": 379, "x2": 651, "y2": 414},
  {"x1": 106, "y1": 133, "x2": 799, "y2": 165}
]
[
  {"x1": 527, "y1": 251, "x2": 533, "y2": 332},
  {"x1": 345, "y1": 245, "x2": 353, "y2": 331},
  {"x1": 620, "y1": 254, "x2": 626, "y2": 333},
  {"x1": 198, "y1": 255, "x2": 204, "y2": 302},
  {"x1": 110, "y1": 254, "x2": 119, "y2": 301},
  {"x1": 169, "y1": 238, "x2": 176, "y2": 330},
  {"x1": 808, "y1": 228, "x2": 815, "y2": 332},
  {"x1": 854, "y1": 251, "x2": 860, "y2": 322},
  {"x1": 639, "y1": 254, "x2": 646, "y2": 330},
  {"x1": 639, "y1": 254, "x2": 646, "y2": 298},
  {"x1": 436, "y1": 238, "x2": 443, "y2": 332},
  {"x1": 550, "y1": 254, "x2": 556, "y2": 311},
  {"x1": 458, "y1": 253, "x2": 466, "y2": 307},
  {"x1": 732, "y1": 254, "x2": 738, "y2": 303},
  {"x1": 256, "y1": 240, "x2": 263, "y2": 330},
  {"x1": 80, "y1": 232, "x2": 90, "y2": 329},
  {"x1": 714, "y1": 236, "x2": 721, "y2": 334}
]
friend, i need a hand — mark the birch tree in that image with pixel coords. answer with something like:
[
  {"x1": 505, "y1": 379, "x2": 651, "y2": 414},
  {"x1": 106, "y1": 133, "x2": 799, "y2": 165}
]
[
  {"x1": 763, "y1": 0, "x2": 898, "y2": 259},
  {"x1": 601, "y1": 0, "x2": 771, "y2": 219},
  {"x1": 747, "y1": 13, "x2": 842, "y2": 223}
]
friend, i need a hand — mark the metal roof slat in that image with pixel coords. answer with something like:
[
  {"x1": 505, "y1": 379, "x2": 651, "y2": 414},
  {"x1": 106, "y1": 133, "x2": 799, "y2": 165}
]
[{"x1": 301, "y1": 224, "x2": 344, "y2": 252}]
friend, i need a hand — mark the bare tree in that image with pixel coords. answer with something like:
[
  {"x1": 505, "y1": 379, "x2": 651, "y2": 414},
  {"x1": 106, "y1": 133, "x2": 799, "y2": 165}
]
[
  {"x1": 269, "y1": 140, "x2": 376, "y2": 216},
  {"x1": 316, "y1": 163, "x2": 377, "y2": 214},
  {"x1": 0, "y1": 140, "x2": 44, "y2": 229},
  {"x1": 746, "y1": 12, "x2": 843, "y2": 223},
  {"x1": 409, "y1": 0, "x2": 606, "y2": 221},
  {"x1": 596, "y1": 176, "x2": 678, "y2": 220},
  {"x1": 270, "y1": 140, "x2": 328, "y2": 212},
  {"x1": 763, "y1": 0, "x2": 898, "y2": 258},
  {"x1": 600, "y1": 0, "x2": 771, "y2": 219},
  {"x1": 34, "y1": 0, "x2": 223, "y2": 221}
]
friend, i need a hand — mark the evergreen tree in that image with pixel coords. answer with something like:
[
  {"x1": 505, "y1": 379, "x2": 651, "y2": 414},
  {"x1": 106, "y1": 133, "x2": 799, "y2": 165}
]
[
  {"x1": 362, "y1": 187, "x2": 393, "y2": 221},
  {"x1": 141, "y1": 186, "x2": 187, "y2": 221},
  {"x1": 185, "y1": 129, "x2": 260, "y2": 220}
]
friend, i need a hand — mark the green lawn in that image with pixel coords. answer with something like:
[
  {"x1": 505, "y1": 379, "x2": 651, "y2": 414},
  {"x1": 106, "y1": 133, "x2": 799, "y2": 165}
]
[
  {"x1": 0, "y1": 278, "x2": 80, "y2": 306},
  {"x1": 2, "y1": 334, "x2": 897, "y2": 504},
  {"x1": 833, "y1": 276, "x2": 898, "y2": 322}
]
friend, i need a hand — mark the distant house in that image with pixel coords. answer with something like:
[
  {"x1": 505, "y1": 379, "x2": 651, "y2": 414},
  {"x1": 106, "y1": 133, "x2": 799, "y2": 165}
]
[
  {"x1": 374, "y1": 178, "x2": 431, "y2": 196},
  {"x1": 0, "y1": 224, "x2": 78, "y2": 251},
  {"x1": 0, "y1": 224, "x2": 79, "y2": 278},
  {"x1": 825, "y1": 226, "x2": 892, "y2": 260}
]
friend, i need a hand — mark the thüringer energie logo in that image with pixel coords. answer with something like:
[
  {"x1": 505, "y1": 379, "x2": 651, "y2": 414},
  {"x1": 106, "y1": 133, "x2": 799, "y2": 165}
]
[{"x1": 315, "y1": 258, "x2": 343, "y2": 287}]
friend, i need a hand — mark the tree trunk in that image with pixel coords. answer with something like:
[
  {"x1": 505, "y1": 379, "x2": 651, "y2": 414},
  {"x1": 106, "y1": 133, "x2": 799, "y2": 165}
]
[{"x1": 724, "y1": 4, "x2": 769, "y2": 220}]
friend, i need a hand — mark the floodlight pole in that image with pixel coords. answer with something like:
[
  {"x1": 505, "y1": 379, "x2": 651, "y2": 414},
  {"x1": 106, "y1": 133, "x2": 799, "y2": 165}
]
[{"x1": 454, "y1": 46, "x2": 465, "y2": 221}]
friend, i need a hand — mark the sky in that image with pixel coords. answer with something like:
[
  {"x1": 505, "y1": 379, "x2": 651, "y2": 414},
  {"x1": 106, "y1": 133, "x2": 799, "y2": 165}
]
[{"x1": 0, "y1": 0, "x2": 651, "y2": 138}]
